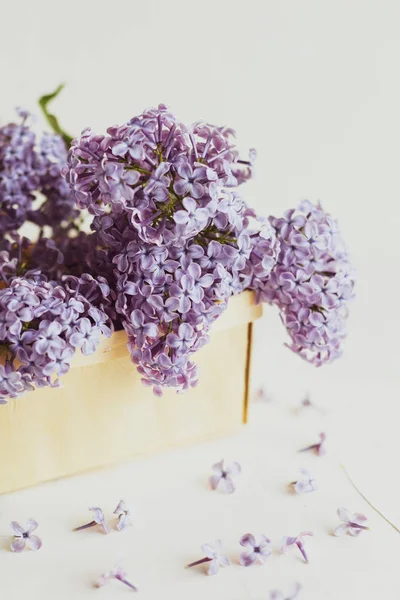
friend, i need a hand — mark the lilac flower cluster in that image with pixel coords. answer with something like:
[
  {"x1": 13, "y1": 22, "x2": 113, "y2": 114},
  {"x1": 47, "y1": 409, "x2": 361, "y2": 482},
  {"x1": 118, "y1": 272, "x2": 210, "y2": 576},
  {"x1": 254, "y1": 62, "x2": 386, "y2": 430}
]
[
  {"x1": 0, "y1": 274, "x2": 112, "y2": 402},
  {"x1": 0, "y1": 95, "x2": 355, "y2": 400},
  {"x1": 65, "y1": 104, "x2": 280, "y2": 394},
  {"x1": 0, "y1": 110, "x2": 77, "y2": 236},
  {"x1": 255, "y1": 200, "x2": 356, "y2": 365}
]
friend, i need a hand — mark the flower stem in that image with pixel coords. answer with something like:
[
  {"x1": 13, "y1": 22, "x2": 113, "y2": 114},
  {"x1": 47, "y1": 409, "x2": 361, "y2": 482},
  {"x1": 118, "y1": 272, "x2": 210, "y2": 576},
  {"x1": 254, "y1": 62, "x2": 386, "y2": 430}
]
[
  {"x1": 349, "y1": 522, "x2": 370, "y2": 531},
  {"x1": 38, "y1": 84, "x2": 73, "y2": 147},
  {"x1": 185, "y1": 557, "x2": 212, "y2": 568},
  {"x1": 341, "y1": 465, "x2": 400, "y2": 534},
  {"x1": 73, "y1": 520, "x2": 96, "y2": 531},
  {"x1": 296, "y1": 541, "x2": 308, "y2": 563},
  {"x1": 299, "y1": 444, "x2": 317, "y2": 453},
  {"x1": 119, "y1": 578, "x2": 138, "y2": 591}
]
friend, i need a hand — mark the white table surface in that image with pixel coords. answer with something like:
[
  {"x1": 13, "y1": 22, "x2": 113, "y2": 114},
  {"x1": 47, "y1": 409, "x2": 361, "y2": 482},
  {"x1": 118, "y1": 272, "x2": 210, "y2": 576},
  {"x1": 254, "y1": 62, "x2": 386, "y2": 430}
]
[{"x1": 1, "y1": 377, "x2": 399, "y2": 600}]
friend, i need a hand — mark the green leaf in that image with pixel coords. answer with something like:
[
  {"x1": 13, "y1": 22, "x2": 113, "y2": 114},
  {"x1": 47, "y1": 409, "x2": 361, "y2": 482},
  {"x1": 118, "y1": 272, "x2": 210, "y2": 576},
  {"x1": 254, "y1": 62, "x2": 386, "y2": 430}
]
[{"x1": 38, "y1": 84, "x2": 73, "y2": 147}]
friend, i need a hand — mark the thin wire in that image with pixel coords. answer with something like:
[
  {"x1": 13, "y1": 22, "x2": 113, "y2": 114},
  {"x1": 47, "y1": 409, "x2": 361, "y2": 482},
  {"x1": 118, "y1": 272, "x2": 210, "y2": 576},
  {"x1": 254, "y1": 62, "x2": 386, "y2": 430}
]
[{"x1": 341, "y1": 464, "x2": 400, "y2": 535}]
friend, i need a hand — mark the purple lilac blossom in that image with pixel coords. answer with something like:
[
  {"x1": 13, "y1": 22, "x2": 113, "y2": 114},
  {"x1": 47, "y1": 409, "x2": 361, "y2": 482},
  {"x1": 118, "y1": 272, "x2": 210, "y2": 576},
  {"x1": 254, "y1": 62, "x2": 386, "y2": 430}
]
[
  {"x1": 292, "y1": 469, "x2": 318, "y2": 494},
  {"x1": 113, "y1": 500, "x2": 132, "y2": 531},
  {"x1": 0, "y1": 101, "x2": 356, "y2": 399},
  {"x1": 10, "y1": 519, "x2": 42, "y2": 552},
  {"x1": 65, "y1": 104, "x2": 269, "y2": 394},
  {"x1": 209, "y1": 459, "x2": 241, "y2": 493},
  {"x1": 333, "y1": 507, "x2": 369, "y2": 536},
  {"x1": 95, "y1": 566, "x2": 138, "y2": 591},
  {"x1": 186, "y1": 540, "x2": 231, "y2": 576},
  {"x1": 252, "y1": 201, "x2": 355, "y2": 366},
  {"x1": 0, "y1": 275, "x2": 112, "y2": 402},
  {"x1": 0, "y1": 110, "x2": 77, "y2": 237},
  {"x1": 299, "y1": 432, "x2": 327, "y2": 456},
  {"x1": 73, "y1": 507, "x2": 110, "y2": 534},
  {"x1": 281, "y1": 531, "x2": 313, "y2": 563},
  {"x1": 239, "y1": 533, "x2": 272, "y2": 566}
]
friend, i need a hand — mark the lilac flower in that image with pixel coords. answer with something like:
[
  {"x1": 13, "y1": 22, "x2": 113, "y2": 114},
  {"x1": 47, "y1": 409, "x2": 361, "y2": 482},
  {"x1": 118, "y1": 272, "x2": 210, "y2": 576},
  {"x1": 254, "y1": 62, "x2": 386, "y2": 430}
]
[
  {"x1": 269, "y1": 583, "x2": 302, "y2": 600},
  {"x1": 69, "y1": 318, "x2": 101, "y2": 355},
  {"x1": 299, "y1": 433, "x2": 326, "y2": 456},
  {"x1": 258, "y1": 201, "x2": 355, "y2": 366},
  {"x1": 0, "y1": 362, "x2": 25, "y2": 401},
  {"x1": 292, "y1": 469, "x2": 318, "y2": 494},
  {"x1": 239, "y1": 533, "x2": 272, "y2": 566},
  {"x1": 281, "y1": 531, "x2": 313, "y2": 563},
  {"x1": 111, "y1": 133, "x2": 144, "y2": 161},
  {"x1": 185, "y1": 540, "x2": 231, "y2": 575},
  {"x1": 145, "y1": 162, "x2": 171, "y2": 197},
  {"x1": 34, "y1": 320, "x2": 65, "y2": 356},
  {"x1": 174, "y1": 197, "x2": 209, "y2": 232},
  {"x1": 113, "y1": 500, "x2": 132, "y2": 531},
  {"x1": 0, "y1": 270, "x2": 114, "y2": 403},
  {"x1": 167, "y1": 323, "x2": 196, "y2": 354},
  {"x1": 42, "y1": 347, "x2": 74, "y2": 376},
  {"x1": 107, "y1": 166, "x2": 140, "y2": 204},
  {"x1": 62, "y1": 104, "x2": 355, "y2": 399},
  {"x1": 209, "y1": 459, "x2": 241, "y2": 494},
  {"x1": 10, "y1": 520, "x2": 42, "y2": 552},
  {"x1": 73, "y1": 507, "x2": 110, "y2": 535},
  {"x1": 333, "y1": 508, "x2": 369, "y2": 537},
  {"x1": 169, "y1": 271, "x2": 207, "y2": 313},
  {"x1": 126, "y1": 309, "x2": 158, "y2": 344},
  {"x1": 0, "y1": 109, "x2": 76, "y2": 235},
  {"x1": 95, "y1": 566, "x2": 138, "y2": 591},
  {"x1": 173, "y1": 163, "x2": 205, "y2": 199}
]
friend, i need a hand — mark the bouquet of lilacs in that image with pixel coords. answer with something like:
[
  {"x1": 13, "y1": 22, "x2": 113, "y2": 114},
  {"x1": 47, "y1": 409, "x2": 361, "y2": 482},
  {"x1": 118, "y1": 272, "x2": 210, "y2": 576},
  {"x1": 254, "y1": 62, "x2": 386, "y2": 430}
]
[{"x1": 0, "y1": 88, "x2": 355, "y2": 402}]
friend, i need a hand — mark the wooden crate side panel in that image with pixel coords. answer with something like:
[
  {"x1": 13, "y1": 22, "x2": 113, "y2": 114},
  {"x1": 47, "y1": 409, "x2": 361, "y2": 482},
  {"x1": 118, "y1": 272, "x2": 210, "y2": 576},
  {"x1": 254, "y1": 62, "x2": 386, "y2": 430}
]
[{"x1": 0, "y1": 324, "x2": 248, "y2": 494}]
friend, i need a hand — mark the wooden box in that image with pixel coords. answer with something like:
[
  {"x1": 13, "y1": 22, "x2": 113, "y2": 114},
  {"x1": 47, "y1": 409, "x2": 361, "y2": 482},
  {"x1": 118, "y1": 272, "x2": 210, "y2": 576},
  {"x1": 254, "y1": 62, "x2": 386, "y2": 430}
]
[{"x1": 0, "y1": 291, "x2": 261, "y2": 494}]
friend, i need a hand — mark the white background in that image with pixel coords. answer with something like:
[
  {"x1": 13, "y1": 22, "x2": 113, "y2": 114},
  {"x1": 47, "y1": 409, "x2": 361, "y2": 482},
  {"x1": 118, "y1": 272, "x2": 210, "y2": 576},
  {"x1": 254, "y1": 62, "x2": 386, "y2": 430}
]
[{"x1": 1, "y1": 1, "x2": 400, "y2": 598}]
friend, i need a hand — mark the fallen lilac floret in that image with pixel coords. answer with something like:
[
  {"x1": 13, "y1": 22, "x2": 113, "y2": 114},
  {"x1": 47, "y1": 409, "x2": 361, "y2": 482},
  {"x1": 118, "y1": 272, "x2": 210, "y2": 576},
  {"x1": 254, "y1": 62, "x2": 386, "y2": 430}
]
[
  {"x1": 113, "y1": 500, "x2": 132, "y2": 531},
  {"x1": 73, "y1": 507, "x2": 110, "y2": 535},
  {"x1": 333, "y1": 507, "x2": 369, "y2": 536},
  {"x1": 95, "y1": 566, "x2": 138, "y2": 591},
  {"x1": 299, "y1": 432, "x2": 326, "y2": 456},
  {"x1": 185, "y1": 540, "x2": 231, "y2": 576},
  {"x1": 10, "y1": 520, "x2": 42, "y2": 552},
  {"x1": 209, "y1": 459, "x2": 241, "y2": 494},
  {"x1": 291, "y1": 469, "x2": 318, "y2": 494},
  {"x1": 239, "y1": 533, "x2": 272, "y2": 566},
  {"x1": 281, "y1": 532, "x2": 313, "y2": 563}
]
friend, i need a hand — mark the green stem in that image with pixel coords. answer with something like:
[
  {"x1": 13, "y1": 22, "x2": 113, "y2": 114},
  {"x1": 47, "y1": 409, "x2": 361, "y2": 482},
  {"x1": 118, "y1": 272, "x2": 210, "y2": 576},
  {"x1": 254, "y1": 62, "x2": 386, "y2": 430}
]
[
  {"x1": 38, "y1": 84, "x2": 73, "y2": 147},
  {"x1": 341, "y1": 464, "x2": 400, "y2": 534}
]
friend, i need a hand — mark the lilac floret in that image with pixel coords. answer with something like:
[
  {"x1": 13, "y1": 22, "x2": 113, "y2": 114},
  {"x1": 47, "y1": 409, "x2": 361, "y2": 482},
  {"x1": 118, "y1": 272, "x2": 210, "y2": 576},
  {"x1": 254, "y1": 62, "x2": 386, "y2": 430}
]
[
  {"x1": 239, "y1": 533, "x2": 272, "y2": 566},
  {"x1": 10, "y1": 520, "x2": 42, "y2": 552},
  {"x1": 333, "y1": 507, "x2": 369, "y2": 536}
]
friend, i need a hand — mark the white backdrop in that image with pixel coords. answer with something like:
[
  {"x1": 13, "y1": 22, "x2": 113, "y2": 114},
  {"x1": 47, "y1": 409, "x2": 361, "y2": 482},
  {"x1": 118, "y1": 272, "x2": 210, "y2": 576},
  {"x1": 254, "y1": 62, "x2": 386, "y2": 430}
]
[{"x1": 1, "y1": 2, "x2": 400, "y2": 598}]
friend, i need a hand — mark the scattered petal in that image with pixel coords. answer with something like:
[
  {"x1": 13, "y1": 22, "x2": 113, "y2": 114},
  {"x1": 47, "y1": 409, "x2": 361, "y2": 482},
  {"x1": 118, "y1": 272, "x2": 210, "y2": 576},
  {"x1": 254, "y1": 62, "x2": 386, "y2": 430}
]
[
  {"x1": 239, "y1": 532, "x2": 272, "y2": 566},
  {"x1": 299, "y1": 433, "x2": 326, "y2": 456},
  {"x1": 95, "y1": 566, "x2": 138, "y2": 591},
  {"x1": 113, "y1": 499, "x2": 133, "y2": 531},
  {"x1": 333, "y1": 507, "x2": 369, "y2": 536},
  {"x1": 209, "y1": 459, "x2": 241, "y2": 494},
  {"x1": 293, "y1": 469, "x2": 318, "y2": 494},
  {"x1": 187, "y1": 540, "x2": 231, "y2": 576},
  {"x1": 10, "y1": 520, "x2": 42, "y2": 552},
  {"x1": 281, "y1": 532, "x2": 313, "y2": 563}
]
